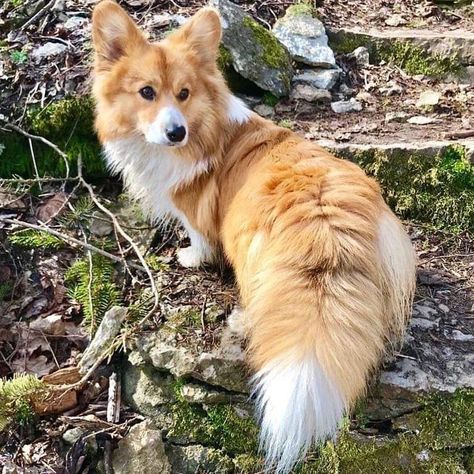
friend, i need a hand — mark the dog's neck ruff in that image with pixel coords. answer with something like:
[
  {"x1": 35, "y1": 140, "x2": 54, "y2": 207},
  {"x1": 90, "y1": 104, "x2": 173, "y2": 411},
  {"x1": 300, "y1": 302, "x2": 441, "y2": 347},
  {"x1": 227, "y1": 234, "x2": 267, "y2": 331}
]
[{"x1": 103, "y1": 137, "x2": 209, "y2": 225}]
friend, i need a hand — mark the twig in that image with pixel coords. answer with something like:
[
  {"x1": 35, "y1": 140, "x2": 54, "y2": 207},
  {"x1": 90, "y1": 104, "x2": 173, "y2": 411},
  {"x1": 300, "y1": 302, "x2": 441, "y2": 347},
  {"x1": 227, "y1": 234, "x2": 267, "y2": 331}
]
[
  {"x1": 78, "y1": 162, "x2": 159, "y2": 327},
  {"x1": 0, "y1": 176, "x2": 78, "y2": 185},
  {"x1": 28, "y1": 138, "x2": 42, "y2": 191},
  {"x1": 104, "y1": 371, "x2": 121, "y2": 474},
  {"x1": 0, "y1": 217, "x2": 146, "y2": 272},
  {"x1": 20, "y1": 0, "x2": 54, "y2": 31}
]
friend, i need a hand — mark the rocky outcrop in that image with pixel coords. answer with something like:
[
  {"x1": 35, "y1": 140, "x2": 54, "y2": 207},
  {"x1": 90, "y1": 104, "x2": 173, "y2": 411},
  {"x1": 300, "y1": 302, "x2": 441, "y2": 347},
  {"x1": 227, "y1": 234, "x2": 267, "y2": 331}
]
[
  {"x1": 121, "y1": 283, "x2": 474, "y2": 472},
  {"x1": 273, "y1": 5, "x2": 336, "y2": 68},
  {"x1": 210, "y1": 0, "x2": 292, "y2": 97}
]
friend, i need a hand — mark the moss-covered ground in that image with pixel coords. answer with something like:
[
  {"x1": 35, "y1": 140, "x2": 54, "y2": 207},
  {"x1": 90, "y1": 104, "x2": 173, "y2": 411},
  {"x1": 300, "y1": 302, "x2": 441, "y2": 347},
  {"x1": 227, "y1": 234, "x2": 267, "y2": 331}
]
[
  {"x1": 0, "y1": 96, "x2": 104, "y2": 179},
  {"x1": 330, "y1": 33, "x2": 465, "y2": 79},
  {"x1": 344, "y1": 144, "x2": 474, "y2": 231}
]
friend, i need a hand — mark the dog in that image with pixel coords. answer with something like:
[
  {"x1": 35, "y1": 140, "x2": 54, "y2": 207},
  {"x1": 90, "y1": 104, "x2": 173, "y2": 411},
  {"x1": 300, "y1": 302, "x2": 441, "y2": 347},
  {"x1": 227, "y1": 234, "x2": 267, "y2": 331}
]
[{"x1": 91, "y1": 2, "x2": 416, "y2": 472}]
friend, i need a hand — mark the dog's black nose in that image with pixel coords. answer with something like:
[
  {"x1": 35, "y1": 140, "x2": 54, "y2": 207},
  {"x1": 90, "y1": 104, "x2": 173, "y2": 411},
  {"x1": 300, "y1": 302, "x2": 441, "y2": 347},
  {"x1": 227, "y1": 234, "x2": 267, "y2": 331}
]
[{"x1": 166, "y1": 125, "x2": 186, "y2": 143}]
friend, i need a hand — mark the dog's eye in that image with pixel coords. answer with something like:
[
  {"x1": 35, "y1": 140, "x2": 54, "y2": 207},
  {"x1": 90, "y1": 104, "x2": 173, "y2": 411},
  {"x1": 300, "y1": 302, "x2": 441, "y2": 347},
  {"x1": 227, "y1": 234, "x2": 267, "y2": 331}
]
[
  {"x1": 139, "y1": 86, "x2": 155, "y2": 101},
  {"x1": 178, "y1": 88, "x2": 189, "y2": 101}
]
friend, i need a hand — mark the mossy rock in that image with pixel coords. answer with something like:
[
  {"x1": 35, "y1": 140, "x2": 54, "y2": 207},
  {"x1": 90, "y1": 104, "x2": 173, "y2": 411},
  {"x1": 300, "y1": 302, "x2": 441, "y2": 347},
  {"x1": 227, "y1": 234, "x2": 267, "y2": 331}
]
[
  {"x1": 210, "y1": 0, "x2": 292, "y2": 97},
  {"x1": 332, "y1": 144, "x2": 474, "y2": 231},
  {"x1": 0, "y1": 96, "x2": 104, "y2": 179},
  {"x1": 328, "y1": 30, "x2": 466, "y2": 79}
]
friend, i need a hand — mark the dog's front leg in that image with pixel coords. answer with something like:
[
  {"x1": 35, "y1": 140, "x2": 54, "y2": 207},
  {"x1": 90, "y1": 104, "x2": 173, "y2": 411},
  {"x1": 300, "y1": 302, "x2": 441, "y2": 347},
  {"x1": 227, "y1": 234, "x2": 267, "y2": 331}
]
[{"x1": 177, "y1": 227, "x2": 213, "y2": 268}]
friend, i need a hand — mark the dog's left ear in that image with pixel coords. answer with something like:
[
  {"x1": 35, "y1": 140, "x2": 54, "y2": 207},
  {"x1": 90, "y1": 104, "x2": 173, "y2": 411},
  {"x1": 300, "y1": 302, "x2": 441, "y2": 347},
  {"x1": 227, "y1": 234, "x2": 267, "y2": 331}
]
[{"x1": 171, "y1": 8, "x2": 222, "y2": 67}]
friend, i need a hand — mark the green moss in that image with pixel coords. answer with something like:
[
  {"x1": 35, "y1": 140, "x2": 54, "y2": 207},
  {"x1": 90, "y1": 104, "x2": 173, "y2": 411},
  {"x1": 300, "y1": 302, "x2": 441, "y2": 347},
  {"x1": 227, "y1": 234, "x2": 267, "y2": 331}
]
[
  {"x1": 262, "y1": 92, "x2": 279, "y2": 107},
  {"x1": 217, "y1": 45, "x2": 233, "y2": 72},
  {"x1": 285, "y1": 2, "x2": 316, "y2": 17},
  {"x1": 169, "y1": 387, "x2": 259, "y2": 455},
  {"x1": 0, "y1": 96, "x2": 104, "y2": 179},
  {"x1": 233, "y1": 453, "x2": 264, "y2": 473},
  {"x1": 330, "y1": 32, "x2": 463, "y2": 78},
  {"x1": 243, "y1": 16, "x2": 290, "y2": 70},
  {"x1": 278, "y1": 119, "x2": 294, "y2": 129},
  {"x1": 348, "y1": 144, "x2": 474, "y2": 230},
  {"x1": 416, "y1": 389, "x2": 474, "y2": 449},
  {"x1": 377, "y1": 41, "x2": 463, "y2": 78}
]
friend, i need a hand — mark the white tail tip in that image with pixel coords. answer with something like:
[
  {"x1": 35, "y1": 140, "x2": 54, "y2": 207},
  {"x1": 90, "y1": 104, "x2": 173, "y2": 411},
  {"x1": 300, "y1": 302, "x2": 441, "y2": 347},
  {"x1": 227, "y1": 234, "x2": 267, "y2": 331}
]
[{"x1": 252, "y1": 356, "x2": 346, "y2": 474}]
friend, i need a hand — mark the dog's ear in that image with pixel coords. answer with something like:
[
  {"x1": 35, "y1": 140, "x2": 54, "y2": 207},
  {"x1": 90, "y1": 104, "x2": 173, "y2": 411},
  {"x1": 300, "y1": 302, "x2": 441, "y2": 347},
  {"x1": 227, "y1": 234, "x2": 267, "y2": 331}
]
[
  {"x1": 92, "y1": 0, "x2": 146, "y2": 70},
  {"x1": 171, "y1": 8, "x2": 222, "y2": 67}
]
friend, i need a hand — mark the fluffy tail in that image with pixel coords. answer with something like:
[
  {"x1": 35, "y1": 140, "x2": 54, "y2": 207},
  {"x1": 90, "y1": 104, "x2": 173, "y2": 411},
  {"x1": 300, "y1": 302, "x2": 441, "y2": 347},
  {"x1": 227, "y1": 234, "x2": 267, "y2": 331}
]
[{"x1": 243, "y1": 208, "x2": 415, "y2": 473}]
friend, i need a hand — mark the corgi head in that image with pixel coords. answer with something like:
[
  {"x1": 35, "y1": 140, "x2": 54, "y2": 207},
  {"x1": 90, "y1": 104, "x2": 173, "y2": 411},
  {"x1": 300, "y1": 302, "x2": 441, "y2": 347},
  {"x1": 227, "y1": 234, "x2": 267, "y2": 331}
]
[{"x1": 92, "y1": 1, "x2": 242, "y2": 151}]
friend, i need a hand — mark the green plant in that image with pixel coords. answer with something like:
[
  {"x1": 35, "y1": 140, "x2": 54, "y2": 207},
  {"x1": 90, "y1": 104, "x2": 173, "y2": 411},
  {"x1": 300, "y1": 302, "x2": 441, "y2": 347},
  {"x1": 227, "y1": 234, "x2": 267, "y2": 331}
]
[
  {"x1": 0, "y1": 282, "x2": 12, "y2": 301},
  {"x1": 58, "y1": 196, "x2": 95, "y2": 228},
  {"x1": 9, "y1": 229, "x2": 64, "y2": 249},
  {"x1": 0, "y1": 374, "x2": 45, "y2": 432},
  {"x1": 9, "y1": 50, "x2": 28, "y2": 65},
  {"x1": 66, "y1": 254, "x2": 121, "y2": 333}
]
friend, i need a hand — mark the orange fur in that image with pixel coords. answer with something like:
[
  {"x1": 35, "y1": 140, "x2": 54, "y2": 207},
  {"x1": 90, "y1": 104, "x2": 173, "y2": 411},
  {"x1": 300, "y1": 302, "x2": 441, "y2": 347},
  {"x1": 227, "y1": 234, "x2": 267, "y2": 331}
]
[{"x1": 92, "y1": 3, "x2": 416, "y2": 471}]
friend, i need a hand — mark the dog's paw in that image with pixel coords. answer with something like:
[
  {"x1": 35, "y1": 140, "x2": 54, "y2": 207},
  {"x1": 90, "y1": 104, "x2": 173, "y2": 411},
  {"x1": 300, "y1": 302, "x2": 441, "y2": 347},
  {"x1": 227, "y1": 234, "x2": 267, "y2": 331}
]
[
  {"x1": 226, "y1": 307, "x2": 246, "y2": 337},
  {"x1": 177, "y1": 246, "x2": 205, "y2": 268}
]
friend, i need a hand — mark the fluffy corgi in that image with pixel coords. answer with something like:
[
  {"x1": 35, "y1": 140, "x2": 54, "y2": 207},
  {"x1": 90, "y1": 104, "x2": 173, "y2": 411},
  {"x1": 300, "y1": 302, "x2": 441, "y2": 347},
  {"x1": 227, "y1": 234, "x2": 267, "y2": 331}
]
[{"x1": 91, "y1": 2, "x2": 416, "y2": 472}]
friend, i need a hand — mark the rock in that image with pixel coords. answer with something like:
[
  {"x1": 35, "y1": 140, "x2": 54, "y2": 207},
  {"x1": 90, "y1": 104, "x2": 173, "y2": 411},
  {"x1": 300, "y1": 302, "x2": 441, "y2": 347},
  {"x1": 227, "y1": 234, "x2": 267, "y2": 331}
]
[
  {"x1": 447, "y1": 330, "x2": 474, "y2": 342},
  {"x1": 408, "y1": 115, "x2": 437, "y2": 125},
  {"x1": 32, "y1": 42, "x2": 67, "y2": 61},
  {"x1": 78, "y1": 307, "x2": 128, "y2": 373},
  {"x1": 292, "y1": 68, "x2": 340, "y2": 90},
  {"x1": 62, "y1": 427, "x2": 85, "y2": 445},
  {"x1": 273, "y1": 5, "x2": 336, "y2": 68},
  {"x1": 348, "y1": 46, "x2": 370, "y2": 67},
  {"x1": 410, "y1": 317, "x2": 439, "y2": 330},
  {"x1": 331, "y1": 98, "x2": 362, "y2": 113},
  {"x1": 385, "y1": 111, "x2": 409, "y2": 123},
  {"x1": 180, "y1": 383, "x2": 231, "y2": 404},
  {"x1": 416, "y1": 90, "x2": 441, "y2": 109},
  {"x1": 210, "y1": 0, "x2": 292, "y2": 97},
  {"x1": 63, "y1": 16, "x2": 88, "y2": 31},
  {"x1": 167, "y1": 445, "x2": 234, "y2": 474},
  {"x1": 379, "y1": 81, "x2": 404, "y2": 96},
  {"x1": 90, "y1": 211, "x2": 113, "y2": 237},
  {"x1": 291, "y1": 84, "x2": 331, "y2": 102},
  {"x1": 112, "y1": 421, "x2": 171, "y2": 474},
  {"x1": 385, "y1": 14, "x2": 407, "y2": 27},
  {"x1": 130, "y1": 319, "x2": 248, "y2": 393},
  {"x1": 253, "y1": 104, "x2": 274, "y2": 118}
]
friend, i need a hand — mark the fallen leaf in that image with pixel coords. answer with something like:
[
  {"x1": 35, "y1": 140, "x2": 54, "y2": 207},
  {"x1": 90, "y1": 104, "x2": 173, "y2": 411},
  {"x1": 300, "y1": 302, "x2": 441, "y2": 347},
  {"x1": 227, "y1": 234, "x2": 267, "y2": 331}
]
[{"x1": 36, "y1": 192, "x2": 68, "y2": 223}]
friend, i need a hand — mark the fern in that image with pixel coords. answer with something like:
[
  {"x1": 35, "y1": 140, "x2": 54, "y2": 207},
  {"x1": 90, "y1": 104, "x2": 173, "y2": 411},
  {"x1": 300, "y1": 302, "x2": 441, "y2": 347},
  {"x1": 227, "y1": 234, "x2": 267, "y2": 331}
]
[
  {"x1": 66, "y1": 254, "x2": 121, "y2": 333},
  {"x1": 9, "y1": 229, "x2": 63, "y2": 249},
  {"x1": 0, "y1": 374, "x2": 45, "y2": 432}
]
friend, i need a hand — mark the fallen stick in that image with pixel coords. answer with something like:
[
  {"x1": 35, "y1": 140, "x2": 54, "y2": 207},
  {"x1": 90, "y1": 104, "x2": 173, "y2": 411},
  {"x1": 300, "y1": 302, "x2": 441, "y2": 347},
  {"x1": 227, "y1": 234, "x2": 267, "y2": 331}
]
[{"x1": 0, "y1": 217, "x2": 146, "y2": 272}]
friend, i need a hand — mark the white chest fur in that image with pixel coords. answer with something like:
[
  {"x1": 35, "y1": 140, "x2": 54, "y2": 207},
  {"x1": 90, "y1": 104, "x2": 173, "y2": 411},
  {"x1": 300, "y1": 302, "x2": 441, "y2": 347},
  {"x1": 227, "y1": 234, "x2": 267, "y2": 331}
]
[{"x1": 104, "y1": 137, "x2": 208, "y2": 225}]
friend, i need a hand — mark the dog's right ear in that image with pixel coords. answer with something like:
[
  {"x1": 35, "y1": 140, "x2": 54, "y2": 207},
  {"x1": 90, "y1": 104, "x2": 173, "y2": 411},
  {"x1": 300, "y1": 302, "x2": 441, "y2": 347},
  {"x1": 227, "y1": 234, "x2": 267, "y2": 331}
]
[{"x1": 92, "y1": 0, "x2": 146, "y2": 70}]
